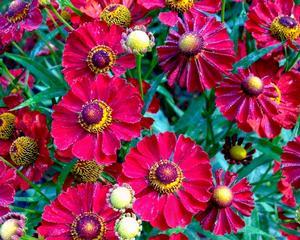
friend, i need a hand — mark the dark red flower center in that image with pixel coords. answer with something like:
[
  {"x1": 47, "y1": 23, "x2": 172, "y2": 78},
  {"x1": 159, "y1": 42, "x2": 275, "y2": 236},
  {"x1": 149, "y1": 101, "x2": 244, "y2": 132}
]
[
  {"x1": 241, "y1": 75, "x2": 264, "y2": 96},
  {"x1": 178, "y1": 32, "x2": 204, "y2": 56},
  {"x1": 9, "y1": 136, "x2": 39, "y2": 167},
  {"x1": 279, "y1": 16, "x2": 298, "y2": 28},
  {"x1": 100, "y1": 4, "x2": 131, "y2": 28},
  {"x1": 79, "y1": 100, "x2": 112, "y2": 134},
  {"x1": 149, "y1": 160, "x2": 183, "y2": 194},
  {"x1": 7, "y1": 0, "x2": 29, "y2": 23},
  {"x1": 212, "y1": 185, "x2": 233, "y2": 208},
  {"x1": 87, "y1": 45, "x2": 116, "y2": 74},
  {"x1": 165, "y1": 0, "x2": 194, "y2": 13},
  {"x1": 71, "y1": 212, "x2": 106, "y2": 240}
]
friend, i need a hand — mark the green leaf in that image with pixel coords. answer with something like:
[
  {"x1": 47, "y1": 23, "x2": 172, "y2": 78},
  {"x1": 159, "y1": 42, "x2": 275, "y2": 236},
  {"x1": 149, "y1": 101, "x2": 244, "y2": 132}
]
[
  {"x1": 233, "y1": 43, "x2": 281, "y2": 71},
  {"x1": 239, "y1": 226, "x2": 275, "y2": 238},
  {"x1": 56, "y1": 159, "x2": 76, "y2": 195},
  {"x1": 4, "y1": 52, "x2": 67, "y2": 88}
]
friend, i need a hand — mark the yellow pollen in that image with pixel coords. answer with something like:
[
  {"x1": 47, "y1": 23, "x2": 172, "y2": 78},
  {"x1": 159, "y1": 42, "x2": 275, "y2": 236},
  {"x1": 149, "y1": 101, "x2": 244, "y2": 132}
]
[
  {"x1": 178, "y1": 33, "x2": 203, "y2": 55},
  {"x1": 100, "y1": 4, "x2": 131, "y2": 28},
  {"x1": 270, "y1": 16, "x2": 300, "y2": 41},
  {"x1": 0, "y1": 113, "x2": 16, "y2": 140},
  {"x1": 7, "y1": 1, "x2": 30, "y2": 23},
  {"x1": 229, "y1": 145, "x2": 247, "y2": 161},
  {"x1": 127, "y1": 30, "x2": 151, "y2": 53},
  {"x1": 248, "y1": 76, "x2": 263, "y2": 91},
  {"x1": 165, "y1": 0, "x2": 194, "y2": 13},
  {"x1": 271, "y1": 83, "x2": 282, "y2": 104},
  {"x1": 84, "y1": 222, "x2": 94, "y2": 232},
  {"x1": 9, "y1": 136, "x2": 39, "y2": 167},
  {"x1": 213, "y1": 186, "x2": 233, "y2": 207},
  {"x1": 72, "y1": 160, "x2": 104, "y2": 183}
]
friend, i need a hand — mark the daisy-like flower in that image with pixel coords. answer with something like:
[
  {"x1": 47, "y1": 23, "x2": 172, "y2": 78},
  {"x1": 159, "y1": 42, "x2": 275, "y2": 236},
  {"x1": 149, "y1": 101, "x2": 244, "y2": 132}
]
[
  {"x1": 119, "y1": 132, "x2": 212, "y2": 230},
  {"x1": 71, "y1": 0, "x2": 151, "y2": 27},
  {"x1": 37, "y1": 183, "x2": 121, "y2": 239},
  {"x1": 216, "y1": 60, "x2": 300, "y2": 138},
  {"x1": 281, "y1": 136, "x2": 300, "y2": 189},
  {"x1": 51, "y1": 75, "x2": 143, "y2": 165},
  {"x1": 196, "y1": 169, "x2": 254, "y2": 235},
  {"x1": 0, "y1": 0, "x2": 43, "y2": 44},
  {"x1": 222, "y1": 134, "x2": 255, "y2": 165},
  {"x1": 0, "y1": 161, "x2": 16, "y2": 216},
  {"x1": 62, "y1": 21, "x2": 135, "y2": 85},
  {"x1": 138, "y1": 0, "x2": 221, "y2": 27},
  {"x1": 158, "y1": 15, "x2": 235, "y2": 93},
  {"x1": 150, "y1": 233, "x2": 188, "y2": 240},
  {"x1": 0, "y1": 212, "x2": 26, "y2": 239},
  {"x1": 9, "y1": 110, "x2": 52, "y2": 190},
  {"x1": 245, "y1": 0, "x2": 300, "y2": 49}
]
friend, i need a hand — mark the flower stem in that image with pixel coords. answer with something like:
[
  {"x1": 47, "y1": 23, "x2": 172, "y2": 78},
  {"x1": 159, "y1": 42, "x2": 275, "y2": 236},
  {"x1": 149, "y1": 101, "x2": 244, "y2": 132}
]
[
  {"x1": 0, "y1": 157, "x2": 51, "y2": 203},
  {"x1": 136, "y1": 54, "x2": 144, "y2": 99},
  {"x1": 48, "y1": 5, "x2": 74, "y2": 31},
  {"x1": 12, "y1": 41, "x2": 26, "y2": 56},
  {"x1": 221, "y1": 0, "x2": 226, "y2": 23}
]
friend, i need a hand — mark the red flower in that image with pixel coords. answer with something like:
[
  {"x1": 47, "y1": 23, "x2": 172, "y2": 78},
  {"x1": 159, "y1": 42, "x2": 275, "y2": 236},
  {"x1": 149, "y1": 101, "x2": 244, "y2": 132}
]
[
  {"x1": 245, "y1": 0, "x2": 300, "y2": 49},
  {"x1": 119, "y1": 132, "x2": 212, "y2": 230},
  {"x1": 278, "y1": 208, "x2": 300, "y2": 240},
  {"x1": 196, "y1": 169, "x2": 254, "y2": 235},
  {"x1": 51, "y1": 75, "x2": 142, "y2": 165},
  {"x1": 216, "y1": 60, "x2": 300, "y2": 138},
  {"x1": 138, "y1": 0, "x2": 221, "y2": 26},
  {"x1": 150, "y1": 233, "x2": 188, "y2": 240},
  {"x1": 62, "y1": 21, "x2": 135, "y2": 85},
  {"x1": 273, "y1": 161, "x2": 296, "y2": 207},
  {"x1": 37, "y1": 183, "x2": 121, "y2": 240},
  {"x1": 0, "y1": 161, "x2": 16, "y2": 216},
  {"x1": 9, "y1": 111, "x2": 52, "y2": 190},
  {"x1": 0, "y1": 0, "x2": 42, "y2": 44},
  {"x1": 158, "y1": 15, "x2": 235, "y2": 93},
  {"x1": 281, "y1": 136, "x2": 300, "y2": 189},
  {"x1": 71, "y1": 0, "x2": 150, "y2": 27}
]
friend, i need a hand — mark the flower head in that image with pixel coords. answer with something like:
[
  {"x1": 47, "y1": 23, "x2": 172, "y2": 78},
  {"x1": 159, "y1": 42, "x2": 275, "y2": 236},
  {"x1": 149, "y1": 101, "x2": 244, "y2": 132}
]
[
  {"x1": 115, "y1": 213, "x2": 142, "y2": 239},
  {"x1": 196, "y1": 169, "x2": 254, "y2": 235},
  {"x1": 0, "y1": 0, "x2": 42, "y2": 44},
  {"x1": 51, "y1": 75, "x2": 143, "y2": 165},
  {"x1": 119, "y1": 132, "x2": 212, "y2": 230},
  {"x1": 158, "y1": 15, "x2": 235, "y2": 93},
  {"x1": 0, "y1": 213, "x2": 26, "y2": 240},
  {"x1": 107, "y1": 184, "x2": 135, "y2": 212}
]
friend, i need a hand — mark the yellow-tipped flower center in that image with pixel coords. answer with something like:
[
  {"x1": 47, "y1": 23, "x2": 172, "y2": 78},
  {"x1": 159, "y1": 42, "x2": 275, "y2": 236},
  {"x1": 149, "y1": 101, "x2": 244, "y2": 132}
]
[
  {"x1": 241, "y1": 75, "x2": 264, "y2": 96},
  {"x1": 213, "y1": 186, "x2": 233, "y2": 207},
  {"x1": 178, "y1": 32, "x2": 203, "y2": 55},
  {"x1": 165, "y1": 0, "x2": 194, "y2": 13},
  {"x1": 149, "y1": 160, "x2": 183, "y2": 194},
  {"x1": 127, "y1": 30, "x2": 151, "y2": 54},
  {"x1": 100, "y1": 4, "x2": 131, "y2": 28},
  {"x1": 0, "y1": 113, "x2": 16, "y2": 140},
  {"x1": 115, "y1": 214, "x2": 142, "y2": 240},
  {"x1": 79, "y1": 100, "x2": 113, "y2": 134},
  {"x1": 7, "y1": 0, "x2": 29, "y2": 23},
  {"x1": 72, "y1": 160, "x2": 104, "y2": 183},
  {"x1": 270, "y1": 16, "x2": 300, "y2": 41},
  {"x1": 0, "y1": 219, "x2": 19, "y2": 240},
  {"x1": 110, "y1": 186, "x2": 134, "y2": 211},
  {"x1": 229, "y1": 145, "x2": 247, "y2": 161},
  {"x1": 10, "y1": 136, "x2": 39, "y2": 167}
]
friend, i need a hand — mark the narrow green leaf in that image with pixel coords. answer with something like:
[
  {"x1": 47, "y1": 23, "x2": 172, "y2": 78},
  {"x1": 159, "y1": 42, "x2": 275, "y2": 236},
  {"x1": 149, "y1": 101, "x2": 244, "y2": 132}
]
[
  {"x1": 233, "y1": 43, "x2": 281, "y2": 71},
  {"x1": 56, "y1": 159, "x2": 76, "y2": 195}
]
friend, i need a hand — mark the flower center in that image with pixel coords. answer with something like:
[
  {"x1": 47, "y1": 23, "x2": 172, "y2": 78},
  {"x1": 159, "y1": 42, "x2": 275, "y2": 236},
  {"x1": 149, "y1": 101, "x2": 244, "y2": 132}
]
[
  {"x1": 72, "y1": 160, "x2": 104, "y2": 183},
  {"x1": 79, "y1": 100, "x2": 112, "y2": 134},
  {"x1": 229, "y1": 145, "x2": 247, "y2": 161},
  {"x1": 0, "y1": 113, "x2": 16, "y2": 140},
  {"x1": 0, "y1": 219, "x2": 19, "y2": 240},
  {"x1": 178, "y1": 32, "x2": 203, "y2": 56},
  {"x1": 270, "y1": 83, "x2": 281, "y2": 104},
  {"x1": 7, "y1": 0, "x2": 29, "y2": 23},
  {"x1": 149, "y1": 160, "x2": 183, "y2": 194},
  {"x1": 115, "y1": 214, "x2": 142, "y2": 240},
  {"x1": 87, "y1": 45, "x2": 116, "y2": 74},
  {"x1": 71, "y1": 212, "x2": 106, "y2": 240},
  {"x1": 212, "y1": 186, "x2": 233, "y2": 208},
  {"x1": 126, "y1": 30, "x2": 151, "y2": 53},
  {"x1": 9, "y1": 136, "x2": 39, "y2": 167},
  {"x1": 241, "y1": 75, "x2": 264, "y2": 96},
  {"x1": 270, "y1": 16, "x2": 300, "y2": 41},
  {"x1": 165, "y1": 0, "x2": 194, "y2": 13},
  {"x1": 109, "y1": 184, "x2": 134, "y2": 211},
  {"x1": 100, "y1": 4, "x2": 131, "y2": 28}
]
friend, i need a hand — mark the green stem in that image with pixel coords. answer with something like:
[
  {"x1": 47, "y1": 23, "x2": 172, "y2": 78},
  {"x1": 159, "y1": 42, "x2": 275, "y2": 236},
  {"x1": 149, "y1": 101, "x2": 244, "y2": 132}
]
[
  {"x1": 221, "y1": 0, "x2": 226, "y2": 23},
  {"x1": 48, "y1": 5, "x2": 74, "y2": 31},
  {"x1": 136, "y1": 54, "x2": 144, "y2": 99},
  {"x1": 12, "y1": 41, "x2": 26, "y2": 55},
  {"x1": 0, "y1": 157, "x2": 50, "y2": 203},
  {"x1": 10, "y1": 206, "x2": 41, "y2": 214}
]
